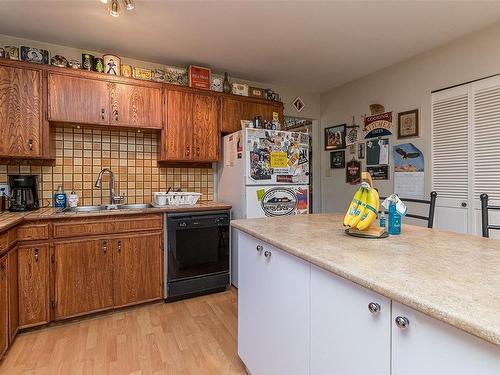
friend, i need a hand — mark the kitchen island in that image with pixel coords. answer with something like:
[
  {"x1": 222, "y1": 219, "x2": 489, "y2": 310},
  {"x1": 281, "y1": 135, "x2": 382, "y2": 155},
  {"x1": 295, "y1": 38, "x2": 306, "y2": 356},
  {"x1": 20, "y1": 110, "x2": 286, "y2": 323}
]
[{"x1": 232, "y1": 213, "x2": 500, "y2": 375}]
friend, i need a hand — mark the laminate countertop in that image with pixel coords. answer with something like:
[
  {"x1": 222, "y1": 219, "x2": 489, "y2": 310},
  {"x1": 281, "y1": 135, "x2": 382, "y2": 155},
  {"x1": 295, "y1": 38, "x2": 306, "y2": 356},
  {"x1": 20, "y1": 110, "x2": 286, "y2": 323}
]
[
  {"x1": 231, "y1": 213, "x2": 500, "y2": 346},
  {"x1": 0, "y1": 201, "x2": 231, "y2": 232}
]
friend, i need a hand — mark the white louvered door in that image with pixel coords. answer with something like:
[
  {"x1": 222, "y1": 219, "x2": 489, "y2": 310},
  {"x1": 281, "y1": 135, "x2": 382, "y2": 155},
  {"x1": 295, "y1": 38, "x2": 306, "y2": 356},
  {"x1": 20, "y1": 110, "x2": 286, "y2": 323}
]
[
  {"x1": 471, "y1": 77, "x2": 500, "y2": 238},
  {"x1": 431, "y1": 86, "x2": 470, "y2": 234},
  {"x1": 432, "y1": 76, "x2": 500, "y2": 236}
]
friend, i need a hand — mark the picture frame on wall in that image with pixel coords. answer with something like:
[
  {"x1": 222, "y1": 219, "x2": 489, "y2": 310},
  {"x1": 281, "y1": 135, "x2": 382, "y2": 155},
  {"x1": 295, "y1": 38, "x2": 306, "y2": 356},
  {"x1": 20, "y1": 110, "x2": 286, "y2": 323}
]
[
  {"x1": 398, "y1": 109, "x2": 419, "y2": 138},
  {"x1": 330, "y1": 150, "x2": 345, "y2": 169},
  {"x1": 324, "y1": 124, "x2": 346, "y2": 150}
]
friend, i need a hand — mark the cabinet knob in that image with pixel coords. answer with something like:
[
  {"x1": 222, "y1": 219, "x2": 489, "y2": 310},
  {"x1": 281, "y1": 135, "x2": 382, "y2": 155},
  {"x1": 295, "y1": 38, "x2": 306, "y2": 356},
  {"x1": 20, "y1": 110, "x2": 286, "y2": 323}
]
[
  {"x1": 102, "y1": 240, "x2": 108, "y2": 254},
  {"x1": 28, "y1": 139, "x2": 33, "y2": 151},
  {"x1": 264, "y1": 250, "x2": 272, "y2": 258},
  {"x1": 196, "y1": 146, "x2": 200, "y2": 156},
  {"x1": 186, "y1": 146, "x2": 190, "y2": 156},
  {"x1": 34, "y1": 248, "x2": 39, "y2": 262},
  {"x1": 118, "y1": 240, "x2": 122, "y2": 253},
  {"x1": 256, "y1": 245, "x2": 263, "y2": 252},
  {"x1": 461, "y1": 202, "x2": 467, "y2": 208},
  {"x1": 395, "y1": 316, "x2": 410, "y2": 330},
  {"x1": 101, "y1": 108, "x2": 105, "y2": 120},
  {"x1": 368, "y1": 302, "x2": 381, "y2": 314}
]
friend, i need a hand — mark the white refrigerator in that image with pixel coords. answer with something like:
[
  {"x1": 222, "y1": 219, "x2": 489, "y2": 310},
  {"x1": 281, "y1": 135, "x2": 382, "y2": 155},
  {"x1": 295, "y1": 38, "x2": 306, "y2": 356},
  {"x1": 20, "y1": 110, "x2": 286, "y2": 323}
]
[{"x1": 217, "y1": 128, "x2": 310, "y2": 287}]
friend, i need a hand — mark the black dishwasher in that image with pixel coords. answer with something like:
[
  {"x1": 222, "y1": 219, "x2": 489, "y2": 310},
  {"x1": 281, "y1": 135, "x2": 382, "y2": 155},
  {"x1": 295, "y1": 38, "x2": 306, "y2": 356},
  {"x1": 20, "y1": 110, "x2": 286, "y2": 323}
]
[{"x1": 165, "y1": 211, "x2": 230, "y2": 301}]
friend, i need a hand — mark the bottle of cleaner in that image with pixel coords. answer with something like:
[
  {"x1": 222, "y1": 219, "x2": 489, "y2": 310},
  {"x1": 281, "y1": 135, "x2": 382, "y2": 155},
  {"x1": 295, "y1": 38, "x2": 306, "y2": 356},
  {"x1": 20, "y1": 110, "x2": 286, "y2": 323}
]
[
  {"x1": 379, "y1": 211, "x2": 386, "y2": 228},
  {"x1": 68, "y1": 190, "x2": 79, "y2": 208},
  {"x1": 388, "y1": 202, "x2": 401, "y2": 235},
  {"x1": 54, "y1": 185, "x2": 67, "y2": 209}
]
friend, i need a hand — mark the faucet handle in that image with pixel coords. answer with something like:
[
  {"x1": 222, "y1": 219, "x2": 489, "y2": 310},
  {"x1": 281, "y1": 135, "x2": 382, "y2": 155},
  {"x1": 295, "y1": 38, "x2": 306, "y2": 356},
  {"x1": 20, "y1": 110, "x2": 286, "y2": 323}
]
[{"x1": 114, "y1": 195, "x2": 126, "y2": 204}]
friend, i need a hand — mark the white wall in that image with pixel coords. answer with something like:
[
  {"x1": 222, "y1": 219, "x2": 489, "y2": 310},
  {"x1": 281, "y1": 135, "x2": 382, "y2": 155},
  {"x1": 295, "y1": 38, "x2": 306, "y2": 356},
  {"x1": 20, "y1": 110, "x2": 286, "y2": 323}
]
[{"x1": 320, "y1": 21, "x2": 500, "y2": 214}]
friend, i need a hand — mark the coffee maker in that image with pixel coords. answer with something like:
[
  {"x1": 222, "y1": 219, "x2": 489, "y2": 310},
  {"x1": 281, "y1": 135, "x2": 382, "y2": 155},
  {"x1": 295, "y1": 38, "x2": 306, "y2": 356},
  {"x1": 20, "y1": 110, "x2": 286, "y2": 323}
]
[{"x1": 9, "y1": 175, "x2": 40, "y2": 212}]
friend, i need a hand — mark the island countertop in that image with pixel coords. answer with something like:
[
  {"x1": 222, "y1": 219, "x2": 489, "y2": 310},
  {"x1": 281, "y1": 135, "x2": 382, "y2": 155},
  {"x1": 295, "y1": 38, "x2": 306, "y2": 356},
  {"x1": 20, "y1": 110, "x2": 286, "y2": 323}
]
[{"x1": 231, "y1": 213, "x2": 500, "y2": 346}]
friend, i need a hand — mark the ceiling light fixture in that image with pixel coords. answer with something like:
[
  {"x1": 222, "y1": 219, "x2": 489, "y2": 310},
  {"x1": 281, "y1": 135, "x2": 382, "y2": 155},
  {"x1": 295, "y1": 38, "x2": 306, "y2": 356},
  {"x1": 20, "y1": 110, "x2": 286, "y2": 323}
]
[
  {"x1": 109, "y1": 0, "x2": 120, "y2": 17},
  {"x1": 124, "y1": 0, "x2": 135, "y2": 11},
  {"x1": 100, "y1": 0, "x2": 108, "y2": 4}
]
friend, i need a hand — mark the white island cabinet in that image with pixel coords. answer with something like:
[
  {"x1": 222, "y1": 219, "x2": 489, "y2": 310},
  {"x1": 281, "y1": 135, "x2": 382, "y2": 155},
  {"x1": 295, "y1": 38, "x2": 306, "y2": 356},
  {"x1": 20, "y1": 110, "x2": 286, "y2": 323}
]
[
  {"x1": 235, "y1": 228, "x2": 500, "y2": 375},
  {"x1": 237, "y1": 231, "x2": 310, "y2": 375},
  {"x1": 311, "y1": 265, "x2": 391, "y2": 375}
]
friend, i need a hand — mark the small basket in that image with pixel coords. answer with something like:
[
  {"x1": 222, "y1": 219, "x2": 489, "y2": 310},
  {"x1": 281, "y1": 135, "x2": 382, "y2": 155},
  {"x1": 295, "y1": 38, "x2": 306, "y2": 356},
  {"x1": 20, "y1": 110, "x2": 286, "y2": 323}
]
[{"x1": 165, "y1": 192, "x2": 201, "y2": 205}]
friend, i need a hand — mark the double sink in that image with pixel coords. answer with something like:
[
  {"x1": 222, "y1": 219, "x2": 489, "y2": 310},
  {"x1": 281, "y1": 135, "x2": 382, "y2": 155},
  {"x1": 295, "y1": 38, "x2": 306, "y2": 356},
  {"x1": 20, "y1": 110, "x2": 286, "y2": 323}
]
[{"x1": 60, "y1": 203, "x2": 154, "y2": 213}]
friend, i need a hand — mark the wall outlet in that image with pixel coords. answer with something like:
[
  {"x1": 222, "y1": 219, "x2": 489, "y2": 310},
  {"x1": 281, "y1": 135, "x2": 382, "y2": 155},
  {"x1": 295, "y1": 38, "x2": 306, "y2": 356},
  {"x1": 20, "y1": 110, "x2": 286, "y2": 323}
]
[{"x1": 0, "y1": 184, "x2": 10, "y2": 197}]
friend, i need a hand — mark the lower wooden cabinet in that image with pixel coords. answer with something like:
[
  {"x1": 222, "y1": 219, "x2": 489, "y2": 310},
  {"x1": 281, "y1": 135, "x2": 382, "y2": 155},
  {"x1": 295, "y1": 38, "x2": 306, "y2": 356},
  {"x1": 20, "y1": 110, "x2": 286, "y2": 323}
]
[
  {"x1": 8, "y1": 247, "x2": 18, "y2": 343},
  {"x1": 0, "y1": 255, "x2": 8, "y2": 358},
  {"x1": 54, "y1": 233, "x2": 163, "y2": 319},
  {"x1": 113, "y1": 233, "x2": 162, "y2": 307},
  {"x1": 18, "y1": 244, "x2": 50, "y2": 328},
  {"x1": 54, "y1": 239, "x2": 114, "y2": 320}
]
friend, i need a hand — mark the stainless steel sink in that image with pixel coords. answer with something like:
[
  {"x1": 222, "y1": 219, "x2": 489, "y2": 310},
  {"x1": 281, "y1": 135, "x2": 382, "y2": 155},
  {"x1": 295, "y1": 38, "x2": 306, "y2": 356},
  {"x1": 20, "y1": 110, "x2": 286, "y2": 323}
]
[
  {"x1": 60, "y1": 203, "x2": 153, "y2": 213},
  {"x1": 116, "y1": 204, "x2": 153, "y2": 210}
]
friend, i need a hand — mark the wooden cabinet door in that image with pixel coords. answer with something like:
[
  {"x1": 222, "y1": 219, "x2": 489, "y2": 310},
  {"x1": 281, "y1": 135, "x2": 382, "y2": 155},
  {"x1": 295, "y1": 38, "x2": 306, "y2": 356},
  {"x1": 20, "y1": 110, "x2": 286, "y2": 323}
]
[
  {"x1": 0, "y1": 256, "x2": 8, "y2": 358},
  {"x1": 0, "y1": 65, "x2": 42, "y2": 157},
  {"x1": 110, "y1": 83, "x2": 162, "y2": 129},
  {"x1": 163, "y1": 90, "x2": 193, "y2": 161},
  {"x1": 18, "y1": 244, "x2": 50, "y2": 328},
  {"x1": 113, "y1": 233, "x2": 162, "y2": 307},
  {"x1": 220, "y1": 97, "x2": 243, "y2": 133},
  {"x1": 7, "y1": 247, "x2": 18, "y2": 343},
  {"x1": 54, "y1": 239, "x2": 114, "y2": 320},
  {"x1": 392, "y1": 302, "x2": 500, "y2": 375},
  {"x1": 48, "y1": 73, "x2": 109, "y2": 125},
  {"x1": 192, "y1": 93, "x2": 219, "y2": 161},
  {"x1": 310, "y1": 264, "x2": 391, "y2": 375}
]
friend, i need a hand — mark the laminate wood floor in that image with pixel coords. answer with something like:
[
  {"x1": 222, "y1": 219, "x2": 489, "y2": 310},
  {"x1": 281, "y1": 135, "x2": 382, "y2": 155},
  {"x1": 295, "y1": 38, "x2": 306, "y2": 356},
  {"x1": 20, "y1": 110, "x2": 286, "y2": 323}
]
[{"x1": 0, "y1": 288, "x2": 246, "y2": 375}]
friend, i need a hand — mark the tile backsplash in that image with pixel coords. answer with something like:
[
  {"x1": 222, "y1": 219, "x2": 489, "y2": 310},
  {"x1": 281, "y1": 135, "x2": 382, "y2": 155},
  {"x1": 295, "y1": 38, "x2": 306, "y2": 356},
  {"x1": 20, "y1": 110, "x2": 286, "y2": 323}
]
[{"x1": 0, "y1": 126, "x2": 214, "y2": 207}]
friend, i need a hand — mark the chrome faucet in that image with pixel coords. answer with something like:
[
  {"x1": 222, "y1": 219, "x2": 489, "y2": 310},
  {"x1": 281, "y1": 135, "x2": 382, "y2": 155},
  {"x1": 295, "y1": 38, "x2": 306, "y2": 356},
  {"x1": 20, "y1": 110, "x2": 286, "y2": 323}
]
[{"x1": 95, "y1": 168, "x2": 125, "y2": 205}]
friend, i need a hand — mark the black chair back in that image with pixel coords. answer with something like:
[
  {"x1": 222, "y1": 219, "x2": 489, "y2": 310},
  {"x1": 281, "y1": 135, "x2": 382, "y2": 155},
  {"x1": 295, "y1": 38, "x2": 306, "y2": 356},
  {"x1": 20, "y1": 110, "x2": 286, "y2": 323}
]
[
  {"x1": 379, "y1": 191, "x2": 437, "y2": 229},
  {"x1": 480, "y1": 194, "x2": 500, "y2": 238}
]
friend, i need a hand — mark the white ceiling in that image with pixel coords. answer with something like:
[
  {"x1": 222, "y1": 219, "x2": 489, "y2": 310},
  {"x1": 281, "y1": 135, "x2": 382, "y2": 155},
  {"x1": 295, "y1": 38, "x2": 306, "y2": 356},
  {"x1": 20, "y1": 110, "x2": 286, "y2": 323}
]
[{"x1": 1, "y1": 1, "x2": 500, "y2": 92}]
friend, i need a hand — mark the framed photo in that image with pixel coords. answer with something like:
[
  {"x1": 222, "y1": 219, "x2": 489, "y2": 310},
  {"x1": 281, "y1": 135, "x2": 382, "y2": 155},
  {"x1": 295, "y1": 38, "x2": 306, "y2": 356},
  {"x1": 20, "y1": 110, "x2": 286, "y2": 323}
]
[
  {"x1": 330, "y1": 151, "x2": 345, "y2": 169},
  {"x1": 324, "y1": 124, "x2": 346, "y2": 150},
  {"x1": 292, "y1": 97, "x2": 305, "y2": 112},
  {"x1": 398, "y1": 109, "x2": 419, "y2": 138},
  {"x1": 357, "y1": 143, "x2": 365, "y2": 159}
]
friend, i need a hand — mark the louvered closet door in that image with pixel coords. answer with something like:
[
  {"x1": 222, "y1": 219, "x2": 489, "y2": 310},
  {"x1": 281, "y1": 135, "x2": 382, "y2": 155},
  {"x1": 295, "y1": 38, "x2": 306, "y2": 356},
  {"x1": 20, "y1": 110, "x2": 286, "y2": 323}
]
[
  {"x1": 431, "y1": 86, "x2": 470, "y2": 234},
  {"x1": 472, "y1": 77, "x2": 500, "y2": 238}
]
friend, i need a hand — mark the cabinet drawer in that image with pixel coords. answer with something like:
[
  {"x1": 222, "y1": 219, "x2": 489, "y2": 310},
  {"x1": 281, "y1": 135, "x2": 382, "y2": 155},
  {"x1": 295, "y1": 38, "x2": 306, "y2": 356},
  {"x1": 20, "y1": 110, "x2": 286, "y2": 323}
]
[
  {"x1": 53, "y1": 214, "x2": 163, "y2": 239},
  {"x1": 17, "y1": 224, "x2": 49, "y2": 241},
  {"x1": 0, "y1": 228, "x2": 17, "y2": 255}
]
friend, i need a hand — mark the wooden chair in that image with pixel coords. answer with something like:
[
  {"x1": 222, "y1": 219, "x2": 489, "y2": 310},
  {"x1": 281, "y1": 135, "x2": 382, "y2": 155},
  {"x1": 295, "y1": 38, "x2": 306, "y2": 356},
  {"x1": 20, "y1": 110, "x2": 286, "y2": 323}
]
[
  {"x1": 379, "y1": 191, "x2": 438, "y2": 229},
  {"x1": 480, "y1": 194, "x2": 500, "y2": 238}
]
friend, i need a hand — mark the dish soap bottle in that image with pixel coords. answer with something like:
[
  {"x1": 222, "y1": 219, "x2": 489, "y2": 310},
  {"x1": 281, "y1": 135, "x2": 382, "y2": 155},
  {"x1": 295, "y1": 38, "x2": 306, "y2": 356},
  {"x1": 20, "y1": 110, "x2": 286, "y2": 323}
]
[
  {"x1": 388, "y1": 202, "x2": 401, "y2": 235},
  {"x1": 54, "y1": 185, "x2": 67, "y2": 209},
  {"x1": 379, "y1": 211, "x2": 386, "y2": 228}
]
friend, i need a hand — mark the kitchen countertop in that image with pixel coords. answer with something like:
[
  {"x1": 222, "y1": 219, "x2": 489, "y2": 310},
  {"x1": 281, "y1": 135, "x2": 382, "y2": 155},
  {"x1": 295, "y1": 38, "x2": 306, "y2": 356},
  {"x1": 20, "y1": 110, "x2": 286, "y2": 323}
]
[
  {"x1": 0, "y1": 201, "x2": 231, "y2": 232},
  {"x1": 231, "y1": 213, "x2": 500, "y2": 346}
]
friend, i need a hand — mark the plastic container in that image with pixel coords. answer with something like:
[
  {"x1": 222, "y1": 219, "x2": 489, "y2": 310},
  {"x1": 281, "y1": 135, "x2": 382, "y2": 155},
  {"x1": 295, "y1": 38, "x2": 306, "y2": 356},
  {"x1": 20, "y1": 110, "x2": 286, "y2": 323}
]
[
  {"x1": 165, "y1": 192, "x2": 201, "y2": 205},
  {"x1": 388, "y1": 202, "x2": 401, "y2": 235},
  {"x1": 68, "y1": 191, "x2": 79, "y2": 208},
  {"x1": 152, "y1": 192, "x2": 168, "y2": 206}
]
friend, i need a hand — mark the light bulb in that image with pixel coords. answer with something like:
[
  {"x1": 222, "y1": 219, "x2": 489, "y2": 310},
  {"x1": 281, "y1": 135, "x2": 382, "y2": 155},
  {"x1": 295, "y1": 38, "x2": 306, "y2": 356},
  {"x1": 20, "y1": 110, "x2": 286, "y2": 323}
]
[
  {"x1": 109, "y1": 0, "x2": 120, "y2": 17},
  {"x1": 100, "y1": 0, "x2": 108, "y2": 4},
  {"x1": 124, "y1": 0, "x2": 135, "y2": 11}
]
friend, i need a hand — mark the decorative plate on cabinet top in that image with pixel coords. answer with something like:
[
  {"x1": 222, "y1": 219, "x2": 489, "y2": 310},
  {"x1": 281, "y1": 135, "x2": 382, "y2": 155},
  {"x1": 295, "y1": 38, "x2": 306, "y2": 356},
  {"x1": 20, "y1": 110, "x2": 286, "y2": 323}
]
[{"x1": 20, "y1": 46, "x2": 49, "y2": 64}]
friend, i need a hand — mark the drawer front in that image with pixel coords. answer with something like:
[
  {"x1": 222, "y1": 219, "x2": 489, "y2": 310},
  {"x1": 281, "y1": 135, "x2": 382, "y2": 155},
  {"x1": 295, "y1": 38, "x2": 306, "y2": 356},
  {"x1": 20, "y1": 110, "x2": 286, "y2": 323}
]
[
  {"x1": 53, "y1": 214, "x2": 163, "y2": 239},
  {"x1": 17, "y1": 224, "x2": 49, "y2": 241},
  {"x1": 0, "y1": 228, "x2": 17, "y2": 255}
]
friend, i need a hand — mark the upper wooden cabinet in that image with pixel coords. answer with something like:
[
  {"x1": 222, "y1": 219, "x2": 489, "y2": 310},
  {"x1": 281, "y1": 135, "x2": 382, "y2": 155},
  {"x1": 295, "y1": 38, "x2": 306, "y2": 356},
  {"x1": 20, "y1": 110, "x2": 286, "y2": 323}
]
[
  {"x1": 161, "y1": 88, "x2": 220, "y2": 162},
  {"x1": 48, "y1": 73, "x2": 109, "y2": 125},
  {"x1": 0, "y1": 64, "x2": 43, "y2": 157},
  {"x1": 48, "y1": 72, "x2": 162, "y2": 129},
  {"x1": 109, "y1": 83, "x2": 162, "y2": 129},
  {"x1": 220, "y1": 95, "x2": 284, "y2": 134}
]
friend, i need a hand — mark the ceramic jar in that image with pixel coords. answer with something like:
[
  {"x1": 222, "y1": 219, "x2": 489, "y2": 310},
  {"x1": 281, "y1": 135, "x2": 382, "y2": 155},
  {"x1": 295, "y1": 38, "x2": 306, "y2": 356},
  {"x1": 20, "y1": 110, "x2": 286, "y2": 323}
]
[{"x1": 103, "y1": 54, "x2": 121, "y2": 75}]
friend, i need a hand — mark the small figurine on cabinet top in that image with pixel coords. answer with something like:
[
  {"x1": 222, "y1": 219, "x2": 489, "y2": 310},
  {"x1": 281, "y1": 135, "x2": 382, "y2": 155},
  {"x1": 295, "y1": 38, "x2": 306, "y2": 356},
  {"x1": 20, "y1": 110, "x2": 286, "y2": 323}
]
[
  {"x1": 51, "y1": 55, "x2": 69, "y2": 68},
  {"x1": 93, "y1": 57, "x2": 104, "y2": 73}
]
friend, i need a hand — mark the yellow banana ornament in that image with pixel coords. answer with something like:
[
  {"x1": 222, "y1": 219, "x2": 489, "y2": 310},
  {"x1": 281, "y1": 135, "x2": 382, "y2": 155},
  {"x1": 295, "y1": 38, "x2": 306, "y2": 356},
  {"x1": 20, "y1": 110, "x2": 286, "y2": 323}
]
[
  {"x1": 356, "y1": 188, "x2": 380, "y2": 230},
  {"x1": 343, "y1": 187, "x2": 364, "y2": 226}
]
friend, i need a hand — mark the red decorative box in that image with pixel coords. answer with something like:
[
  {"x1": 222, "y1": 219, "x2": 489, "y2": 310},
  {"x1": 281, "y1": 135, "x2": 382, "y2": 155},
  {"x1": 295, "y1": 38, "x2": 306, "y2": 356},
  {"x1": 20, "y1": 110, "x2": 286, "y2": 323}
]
[{"x1": 188, "y1": 65, "x2": 211, "y2": 90}]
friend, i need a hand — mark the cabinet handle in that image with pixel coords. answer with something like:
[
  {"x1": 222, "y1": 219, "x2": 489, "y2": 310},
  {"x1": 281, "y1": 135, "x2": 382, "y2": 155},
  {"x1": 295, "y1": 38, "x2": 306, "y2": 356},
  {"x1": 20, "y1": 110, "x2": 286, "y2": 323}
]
[
  {"x1": 196, "y1": 146, "x2": 200, "y2": 156},
  {"x1": 34, "y1": 248, "x2": 39, "y2": 262},
  {"x1": 28, "y1": 139, "x2": 33, "y2": 151},
  {"x1": 101, "y1": 108, "x2": 105, "y2": 120},
  {"x1": 118, "y1": 240, "x2": 122, "y2": 253},
  {"x1": 395, "y1": 316, "x2": 410, "y2": 330},
  {"x1": 186, "y1": 146, "x2": 190, "y2": 156},
  {"x1": 256, "y1": 245, "x2": 263, "y2": 252},
  {"x1": 368, "y1": 302, "x2": 380, "y2": 314},
  {"x1": 264, "y1": 250, "x2": 272, "y2": 258},
  {"x1": 102, "y1": 240, "x2": 108, "y2": 254}
]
